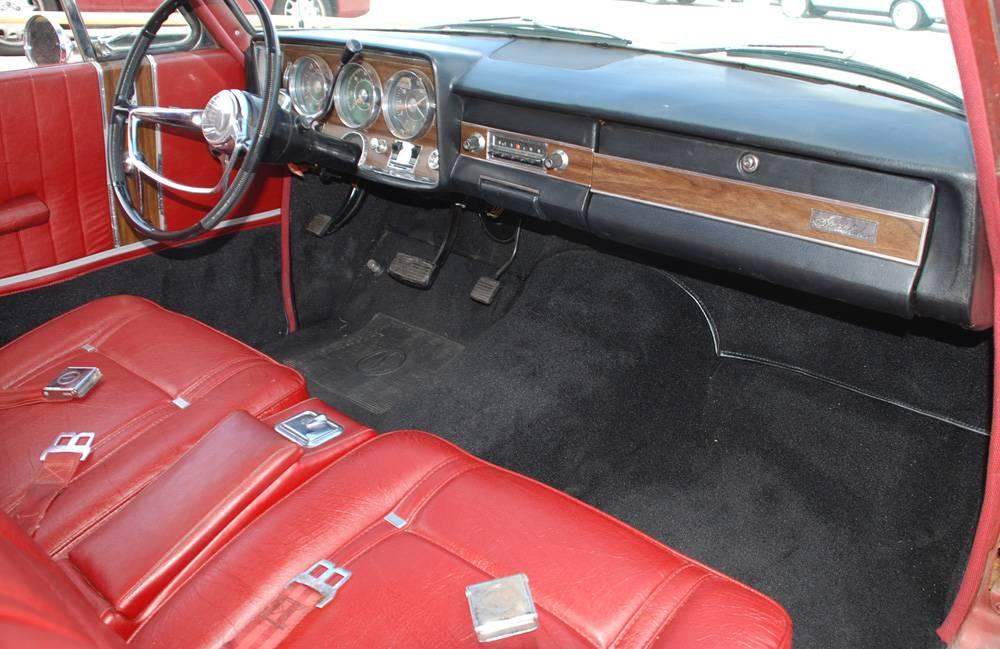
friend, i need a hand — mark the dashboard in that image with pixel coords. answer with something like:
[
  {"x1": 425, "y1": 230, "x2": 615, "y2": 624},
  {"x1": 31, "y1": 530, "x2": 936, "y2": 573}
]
[
  {"x1": 252, "y1": 32, "x2": 990, "y2": 330},
  {"x1": 267, "y1": 44, "x2": 440, "y2": 186}
]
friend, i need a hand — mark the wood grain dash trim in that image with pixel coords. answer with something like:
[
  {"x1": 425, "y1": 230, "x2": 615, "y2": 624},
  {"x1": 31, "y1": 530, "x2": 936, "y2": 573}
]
[{"x1": 591, "y1": 153, "x2": 927, "y2": 265}]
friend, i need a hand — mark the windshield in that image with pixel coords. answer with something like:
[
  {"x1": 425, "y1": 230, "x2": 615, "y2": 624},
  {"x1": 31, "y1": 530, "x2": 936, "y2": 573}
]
[{"x1": 259, "y1": 0, "x2": 962, "y2": 110}]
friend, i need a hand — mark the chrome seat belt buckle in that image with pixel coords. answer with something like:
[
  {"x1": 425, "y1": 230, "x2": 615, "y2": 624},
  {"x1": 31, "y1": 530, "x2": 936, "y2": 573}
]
[
  {"x1": 274, "y1": 411, "x2": 344, "y2": 448},
  {"x1": 286, "y1": 559, "x2": 351, "y2": 608},
  {"x1": 40, "y1": 432, "x2": 95, "y2": 461},
  {"x1": 42, "y1": 367, "x2": 102, "y2": 401},
  {"x1": 466, "y1": 573, "x2": 539, "y2": 643}
]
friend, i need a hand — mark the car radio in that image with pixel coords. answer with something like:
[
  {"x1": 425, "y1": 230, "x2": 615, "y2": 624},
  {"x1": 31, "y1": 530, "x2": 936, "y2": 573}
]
[
  {"x1": 488, "y1": 133, "x2": 548, "y2": 168},
  {"x1": 463, "y1": 127, "x2": 570, "y2": 173}
]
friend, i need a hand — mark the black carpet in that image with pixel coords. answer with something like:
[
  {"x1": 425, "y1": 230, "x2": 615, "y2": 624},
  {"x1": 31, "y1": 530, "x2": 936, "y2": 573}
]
[
  {"x1": 0, "y1": 226, "x2": 287, "y2": 349},
  {"x1": 270, "y1": 246, "x2": 987, "y2": 649},
  {"x1": 280, "y1": 313, "x2": 464, "y2": 415}
]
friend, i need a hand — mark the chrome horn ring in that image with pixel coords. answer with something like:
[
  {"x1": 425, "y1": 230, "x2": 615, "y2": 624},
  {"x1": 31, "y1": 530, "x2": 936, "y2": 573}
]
[
  {"x1": 106, "y1": 0, "x2": 281, "y2": 242},
  {"x1": 121, "y1": 90, "x2": 257, "y2": 195}
]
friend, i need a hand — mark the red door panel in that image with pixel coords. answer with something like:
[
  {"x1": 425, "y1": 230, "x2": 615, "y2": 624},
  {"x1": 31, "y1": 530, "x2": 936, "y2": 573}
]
[
  {"x1": 0, "y1": 49, "x2": 282, "y2": 297},
  {"x1": 153, "y1": 50, "x2": 282, "y2": 232},
  {"x1": 0, "y1": 63, "x2": 115, "y2": 280}
]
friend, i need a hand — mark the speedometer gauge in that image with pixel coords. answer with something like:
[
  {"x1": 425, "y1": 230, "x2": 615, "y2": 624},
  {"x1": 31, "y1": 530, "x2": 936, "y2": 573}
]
[
  {"x1": 382, "y1": 69, "x2": 435, "y2": 140},
  {"x1": 334, "y1": 62, "x2": 381, "y2": 129},
  {"x1": 287, "y1": 55, "x2": 333, "y2": 121}
]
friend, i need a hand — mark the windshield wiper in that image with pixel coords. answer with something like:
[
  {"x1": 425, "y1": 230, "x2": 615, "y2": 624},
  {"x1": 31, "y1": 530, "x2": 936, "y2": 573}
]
[
  {"x1": 679, "y1": 46, "x2": 963, "y2": 113},
  {"x1": 424, "y1": 16, "x2": 631, "y2": 48}
]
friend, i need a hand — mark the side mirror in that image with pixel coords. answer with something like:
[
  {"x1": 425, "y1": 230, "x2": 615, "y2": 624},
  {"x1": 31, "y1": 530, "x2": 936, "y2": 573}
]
[{"x1": 24, "y1": 14, "x2": 76, "y2": 67}]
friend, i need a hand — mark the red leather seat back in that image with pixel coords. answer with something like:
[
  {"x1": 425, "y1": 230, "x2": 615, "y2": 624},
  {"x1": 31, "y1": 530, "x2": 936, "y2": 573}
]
[{"x1": 0, "y1": 513, "x2": 125, "y2": 649}]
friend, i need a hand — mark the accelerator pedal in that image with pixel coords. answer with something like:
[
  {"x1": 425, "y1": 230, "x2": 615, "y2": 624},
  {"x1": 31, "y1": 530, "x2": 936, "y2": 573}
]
[
  {"x1": 471, "y1": 216, "x2": 522, "y2": 306},
  {"x1": 388, "y1": 205, "x2": 461, "y2": 290}
]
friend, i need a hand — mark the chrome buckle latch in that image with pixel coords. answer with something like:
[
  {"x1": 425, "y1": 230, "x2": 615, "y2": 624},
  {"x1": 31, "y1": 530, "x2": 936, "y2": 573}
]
[
  {"x1": 42, "y1": 367, "x2": 102, "y2": 401},
  {"x1": 274, "y1": 411, "x2": 344, "y2": 448},
  {"x1": 286, "y1": 559, "x2": 351, "y2": 608},
  {"x1": 40, "y1": 432, "x2": 96, "y2": 461}
]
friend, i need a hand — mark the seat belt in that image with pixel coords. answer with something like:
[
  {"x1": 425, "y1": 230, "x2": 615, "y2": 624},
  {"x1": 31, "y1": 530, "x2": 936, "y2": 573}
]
[
  {"x1": 12, "y1": 433, "x2": 95, "y2": 536},
  {"x1": 0, "y1": 366, "x2": 102, "y2": 411},
  {"x1": 224, "y1": 456, "x2": 475, "y2": 649}
]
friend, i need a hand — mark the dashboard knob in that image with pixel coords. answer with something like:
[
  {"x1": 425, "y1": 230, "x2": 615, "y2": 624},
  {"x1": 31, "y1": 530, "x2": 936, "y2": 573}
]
[
  {"x1": 463, "y1": 132, "x2": 485, "y2": 153},
  {"x1": 428, "y1": 149, "x2": 440, "y2": 170},
  {"x1": 369, "y1": 137, "x2": 388, "y2": 154},
  {"x1": 543, "y1": 149, "x2": 569, "y2": 171}
]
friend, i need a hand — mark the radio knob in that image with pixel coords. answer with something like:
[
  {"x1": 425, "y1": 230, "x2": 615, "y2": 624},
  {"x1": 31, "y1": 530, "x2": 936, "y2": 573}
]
[
  {"x1": 463, "y1": 132, "x2": 485, "y2": 153},
  {"x1": 543, "y1": 149, "x2": 569, "y2": 171},
  {"x1": 369, "y1": 137, "x2": 388, "y2": 154}
]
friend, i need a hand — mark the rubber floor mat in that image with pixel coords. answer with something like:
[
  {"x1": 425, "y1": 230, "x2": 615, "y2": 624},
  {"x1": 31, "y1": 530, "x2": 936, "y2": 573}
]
[{"x1": 288, "y1": 313, "x2": 464, "y2": 415}]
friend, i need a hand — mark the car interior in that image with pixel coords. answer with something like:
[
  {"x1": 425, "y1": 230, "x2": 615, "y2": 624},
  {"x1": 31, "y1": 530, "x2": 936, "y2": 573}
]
[{"x1": 1, "y1": 0, "x2": 998, "y2": 648}]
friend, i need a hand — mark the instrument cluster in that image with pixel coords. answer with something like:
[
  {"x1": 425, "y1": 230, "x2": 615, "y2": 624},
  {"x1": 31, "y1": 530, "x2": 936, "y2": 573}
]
[{"x1": 281, "y1": 52, "x2": 439, "y2": 186}]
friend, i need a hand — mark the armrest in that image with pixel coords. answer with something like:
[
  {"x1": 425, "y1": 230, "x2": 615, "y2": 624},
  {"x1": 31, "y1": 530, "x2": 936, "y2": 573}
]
[
  {"x1": 0, "y1": 196, "x2": 49, "y2": 236},
  {"x1": 68, "y1": 411, "x2": 302, "y2": 619}
]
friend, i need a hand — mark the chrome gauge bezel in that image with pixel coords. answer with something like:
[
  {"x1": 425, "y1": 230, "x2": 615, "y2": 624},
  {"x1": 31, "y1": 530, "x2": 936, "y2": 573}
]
[
  {"x1": 286, "y1": 54, "x2": 334, "y2": 121},
  {"x1": 334, "y1": 61, "x2": 382, "y2": 129},
  {"x1": 381, "y1": 69, "x2": 436, "y2": 141}
]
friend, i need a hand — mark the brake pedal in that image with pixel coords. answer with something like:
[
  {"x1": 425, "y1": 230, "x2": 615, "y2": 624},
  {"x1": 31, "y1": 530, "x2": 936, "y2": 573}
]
[
  {"x1": 471, "y1": 216, "x2": 521, "y2": 306},
  {"x1": 388, "y1": 205, "x2": 460, "y2": 290},
  {"x1": 388, "y1": 252, "x2": 438, "y2": 288}
]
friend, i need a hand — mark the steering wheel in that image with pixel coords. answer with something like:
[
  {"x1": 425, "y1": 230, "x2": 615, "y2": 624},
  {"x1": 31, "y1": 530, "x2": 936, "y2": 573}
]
[{"x1": 107, "y1": 0, "x2": 281, "y2": 242}]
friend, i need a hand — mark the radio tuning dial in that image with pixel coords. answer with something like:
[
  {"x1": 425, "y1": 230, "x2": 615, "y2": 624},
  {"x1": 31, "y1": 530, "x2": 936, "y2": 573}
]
[
  {"x1": 543, "y1": 149, "x2": 569, "y2": 171},
  {"x1": 463, "y1": 132, "x2": 485, "y2": 153}
]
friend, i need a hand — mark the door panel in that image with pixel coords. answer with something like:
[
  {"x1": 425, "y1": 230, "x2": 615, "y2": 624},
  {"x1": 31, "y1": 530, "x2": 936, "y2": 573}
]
[
  {"x1": 153, "y1": 50, "x2": 282, "y2": 232},
  {"x1": 0, "y1": 63, "x2": 115, "y2": 279},
  {"x1": 0, "y1": 48, "x2": 281, "y2": 296}
]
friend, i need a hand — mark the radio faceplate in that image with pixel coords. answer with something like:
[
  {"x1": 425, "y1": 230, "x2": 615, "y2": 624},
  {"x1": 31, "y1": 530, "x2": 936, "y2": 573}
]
[{"x1": 488, "y1": 132, "x2": 548, "y2": 168}]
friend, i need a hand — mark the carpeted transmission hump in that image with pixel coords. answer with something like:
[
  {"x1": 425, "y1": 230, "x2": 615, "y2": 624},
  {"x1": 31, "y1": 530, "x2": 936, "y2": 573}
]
[{"x1": 277, "y1": 249, "x2": 987, "y2": 649}]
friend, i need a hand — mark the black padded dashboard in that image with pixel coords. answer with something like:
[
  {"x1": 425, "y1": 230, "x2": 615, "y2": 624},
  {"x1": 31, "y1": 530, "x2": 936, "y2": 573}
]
[{"x1": 260, "y1": 30, "x2": 990, "y2": 329}]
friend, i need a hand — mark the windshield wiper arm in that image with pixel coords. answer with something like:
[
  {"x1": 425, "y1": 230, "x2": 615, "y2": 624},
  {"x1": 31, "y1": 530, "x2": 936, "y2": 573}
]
[
  {"x1": 680, "y1": 46, "x2": 962, "y2": 112},
  {"x1": 424, "y1": 17, "x2": 631, "y2": 47}
]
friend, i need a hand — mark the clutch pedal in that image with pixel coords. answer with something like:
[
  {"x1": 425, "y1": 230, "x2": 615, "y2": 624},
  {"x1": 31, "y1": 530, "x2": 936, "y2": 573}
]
[
  {"x1": 471, "y1": 217, "x2": 521, "y2": 306},
  {"x1": 388, "y1": 205, "x2": 460, "y2": 290}
]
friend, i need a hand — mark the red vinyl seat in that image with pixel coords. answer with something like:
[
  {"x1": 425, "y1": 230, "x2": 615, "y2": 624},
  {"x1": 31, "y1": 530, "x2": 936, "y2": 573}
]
[
  {"x1": 0, "y1": 295, "x2": 307, "y2": 555},
  {"x1": 130, "y1": 431, "x2": 793, "y2": 649}
]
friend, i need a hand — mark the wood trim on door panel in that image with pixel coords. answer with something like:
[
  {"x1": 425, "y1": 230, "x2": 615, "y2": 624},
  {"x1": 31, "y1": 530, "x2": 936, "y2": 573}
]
[
  {"x1": 591, "y1": 153, "x2": 928, "y2": 265},
  {"x1": 459, "y1": 122, "x2": 594, "y2": 186},
  {"x1": 99, "y1": 59, "x2": 160, "y2": 246}
]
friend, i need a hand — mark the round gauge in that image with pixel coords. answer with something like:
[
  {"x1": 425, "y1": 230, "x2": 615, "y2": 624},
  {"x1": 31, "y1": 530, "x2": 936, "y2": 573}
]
[
  {"x1": 287, "y1": 55, "x2": 333, "y2": 121},
  {"x1": 334, "y1": 62, "x2": 382, "y2": 129},
  {"x1": 382, "y1": 69, "x2": 435, "y2": 140}
]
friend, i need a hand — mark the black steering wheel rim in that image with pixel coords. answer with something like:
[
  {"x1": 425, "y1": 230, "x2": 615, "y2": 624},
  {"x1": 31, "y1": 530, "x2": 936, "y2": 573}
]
[{"x1": 107, "y1": 0, "x2": 281, "y2": 242}]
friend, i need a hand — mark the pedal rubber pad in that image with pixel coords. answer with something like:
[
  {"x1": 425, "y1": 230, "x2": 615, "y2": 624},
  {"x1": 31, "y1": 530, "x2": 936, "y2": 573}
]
[
  {"x1": 388, "y1": 252, "x2": 437, "y2": 288},
  {"x1": 470, "y1": 277, "x2": 501, "y2": 305},
  {"x1": 305, "y1": 213, "x2": 336, "y2": 237}
]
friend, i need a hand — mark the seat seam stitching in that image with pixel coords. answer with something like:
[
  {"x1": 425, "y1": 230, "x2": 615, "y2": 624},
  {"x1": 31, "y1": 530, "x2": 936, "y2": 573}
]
[
  {"x1": 115, "y1": 444, "x2": 297, "y2": 605},
  {"x1": 639, "y1": 574, "x2": 715, "y2": 649},
  {"x1": 4, "y1": 404, "x2": 174, "y2": 513},
  {"x1": 337, "y1": 464, "x2": 482, "y2": 568},
  {"x1": 3, "y1": 309, "x2": 146, "y2": 388},
  {"x1": 608, "y1": 563, "x2": 697, "y2": 648},
  {"x1": 306, "y1": 455, "x2": 464, "y2": 567},
  {"x1": 404, "y1": 528, "x2": 601, "y2": 648}
]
